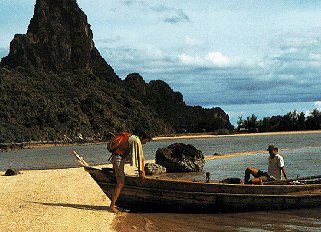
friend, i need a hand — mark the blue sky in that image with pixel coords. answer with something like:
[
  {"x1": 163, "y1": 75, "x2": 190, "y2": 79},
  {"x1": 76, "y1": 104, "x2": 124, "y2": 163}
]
[{"x1": 1, "y1": 0, "x2": 321, "y2": 125}]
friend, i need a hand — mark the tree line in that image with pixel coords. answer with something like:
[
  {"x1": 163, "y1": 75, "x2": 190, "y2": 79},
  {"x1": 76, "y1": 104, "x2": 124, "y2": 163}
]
[{"x1": 237, "y1": 109, "x2": 321, "y2": 132}]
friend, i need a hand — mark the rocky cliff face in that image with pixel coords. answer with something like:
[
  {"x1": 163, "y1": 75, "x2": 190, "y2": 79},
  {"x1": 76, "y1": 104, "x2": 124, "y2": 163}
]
[
  {"x1": 124, "y1": 73, "x2": 231, "y2": 133},
  {"x1": 0, "y1": 0, "x2": 231, "y2": 143},
  {"x1": 1, "y1": 0, "x2": 116, "y2": 79}
]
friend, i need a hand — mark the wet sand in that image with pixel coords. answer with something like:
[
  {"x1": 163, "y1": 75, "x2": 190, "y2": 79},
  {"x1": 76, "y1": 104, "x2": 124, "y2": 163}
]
[
  {"x1": 205, "y1": 150, "x2": 263, "y2": 160},
  {"x1": 0, "y1": 167, "x2": 116, "y2": 231}
]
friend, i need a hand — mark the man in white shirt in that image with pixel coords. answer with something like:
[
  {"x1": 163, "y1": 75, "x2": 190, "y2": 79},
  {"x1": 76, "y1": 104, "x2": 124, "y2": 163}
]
[{"x1": 244, "y1": 144, "x2": 287, "y2": 184}]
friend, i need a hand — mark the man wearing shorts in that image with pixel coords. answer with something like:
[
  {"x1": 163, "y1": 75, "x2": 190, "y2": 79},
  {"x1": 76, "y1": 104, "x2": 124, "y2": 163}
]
[
  {"x1": 109, "y1": 131, "x2": 151, "y2": 213},
  {"x1": 244, "y1": 144, "x2": 287, "y2": 184}
]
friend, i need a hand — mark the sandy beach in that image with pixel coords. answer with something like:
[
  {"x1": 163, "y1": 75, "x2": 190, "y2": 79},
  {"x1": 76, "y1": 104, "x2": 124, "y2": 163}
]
[{"x1": 0, "y1": 166, "x2": 118, "y2": 232}]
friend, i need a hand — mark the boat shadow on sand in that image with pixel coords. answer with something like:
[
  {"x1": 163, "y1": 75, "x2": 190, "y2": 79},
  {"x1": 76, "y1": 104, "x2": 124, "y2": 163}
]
[{"x1": 32, "y1": 201, "x2": 114, "y2": 212}]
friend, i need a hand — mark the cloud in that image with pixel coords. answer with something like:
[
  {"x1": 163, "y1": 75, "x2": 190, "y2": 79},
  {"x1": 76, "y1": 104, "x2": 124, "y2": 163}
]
[
  {"x1": 268, "y1": 38, "x2": 321, "y2": 72},
  {"x1": 314, "y1": 101, "x2": 321, "y2": 110},
  {"x1": 149, "y1": 4, "x2": 170, "y2": 13},
  {"x1": 120, "y1": 1, "x2": 190, "y2": 24},
  {"x1": 99, "y1": 45, "x2": 267, "y2": 105},
  {"x1": 178, "y1": 54, "x2": 204, "y2": 66},
  {"x1": 184, "y1": 37, "x2": 203, "y2": 46},
  {"x1": 97, "y1": 33, "x2": 321, "y2": 106},
  {"x1": 161, "y1": 8, "x2": 190, "y2": 24},
  {"x1": 97, "y1": 45, "x2": 289, "y2": 105},
  {"x1": 98, "y1": 45, "x2": 175, "y2": 78},
  {"x1": 149, "y1": 4, "x2": 190, "y2": 23},
  {"x1": 122, "y1": 0, "x2": 146, "y2": 8},
  {"x1": 178, "y1": 52, "x2": 242, "y2": 67},
  {"x1": 207, "y1": 52, "x2": 237, "y2": 66}
]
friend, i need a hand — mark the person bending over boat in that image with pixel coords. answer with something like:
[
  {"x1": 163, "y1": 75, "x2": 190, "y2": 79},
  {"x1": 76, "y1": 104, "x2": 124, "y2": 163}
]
[
  {"x1": 108, "y1": 131, "x2": 152, "y2": 213},
  {"x1": 244, "y1": 144, "x2": 287, "y2": 184}
]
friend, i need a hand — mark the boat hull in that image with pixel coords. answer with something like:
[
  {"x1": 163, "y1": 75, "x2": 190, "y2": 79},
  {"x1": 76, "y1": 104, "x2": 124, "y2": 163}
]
[{"x1": 86, "y1": 167, "x2": 321, "y2": 213}]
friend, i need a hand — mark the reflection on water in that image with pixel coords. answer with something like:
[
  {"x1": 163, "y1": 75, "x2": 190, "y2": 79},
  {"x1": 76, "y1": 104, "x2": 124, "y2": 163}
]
[{"x1": 115, "y1": 208, "x2": 321, "y2": 232}]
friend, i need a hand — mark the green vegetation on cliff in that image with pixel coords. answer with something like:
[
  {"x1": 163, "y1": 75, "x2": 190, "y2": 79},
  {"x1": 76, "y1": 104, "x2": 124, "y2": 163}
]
[{"x1": 0, "y1": 0, "x2": 231, "y2": 143}]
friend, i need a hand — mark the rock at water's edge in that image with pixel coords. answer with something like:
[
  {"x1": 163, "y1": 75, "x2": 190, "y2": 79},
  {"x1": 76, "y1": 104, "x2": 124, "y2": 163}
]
[
  {"x1": 144, "y1": 163, "x2": 166, "y2": 175},
  {"x1": 4, "y1": 169, "x2": 22, "y2": 176},
  {"x1": 155, "y1": 143, "x2": 205, "y2": 172}
]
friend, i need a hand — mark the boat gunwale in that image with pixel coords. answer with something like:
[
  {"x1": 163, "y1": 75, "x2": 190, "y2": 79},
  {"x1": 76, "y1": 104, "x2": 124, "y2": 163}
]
[
  {"x1": 87, "y1": 168, "x2": 321, "y2": 194},
  {"x1": 96, "y1": 181, "x2": 321, "y2": 198}
]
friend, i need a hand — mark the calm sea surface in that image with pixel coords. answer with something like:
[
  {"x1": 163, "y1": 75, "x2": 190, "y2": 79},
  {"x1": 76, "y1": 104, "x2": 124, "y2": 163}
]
[{"x1": 1, "y1": 132, "x2": 321, "y2": 231}]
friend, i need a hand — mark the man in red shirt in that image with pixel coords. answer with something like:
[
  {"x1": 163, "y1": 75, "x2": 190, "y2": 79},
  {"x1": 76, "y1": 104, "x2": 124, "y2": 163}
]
[{"x1": 108, "y1": 131, "x2": 152, "y2": 213}]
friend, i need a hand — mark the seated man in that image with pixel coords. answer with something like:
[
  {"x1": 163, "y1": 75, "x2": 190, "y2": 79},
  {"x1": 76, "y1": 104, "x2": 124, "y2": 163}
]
[{"x1": 244, "y1": 144, "x2": 287, "y2": 184}]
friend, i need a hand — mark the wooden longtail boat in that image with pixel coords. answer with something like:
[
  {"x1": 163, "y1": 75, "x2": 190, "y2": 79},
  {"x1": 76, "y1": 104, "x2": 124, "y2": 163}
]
[
  {"x1": 84, "y1": 166, "x2": 321, "y2": 213},
  {"x1": 73, "y1": 152, "x2": 321, "y2": 213}
]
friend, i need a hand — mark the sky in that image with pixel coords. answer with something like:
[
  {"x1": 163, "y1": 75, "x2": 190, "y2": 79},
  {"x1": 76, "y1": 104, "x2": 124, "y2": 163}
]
[{"x1": 1, "y1": 0, "x2": 321, "y2": 125}]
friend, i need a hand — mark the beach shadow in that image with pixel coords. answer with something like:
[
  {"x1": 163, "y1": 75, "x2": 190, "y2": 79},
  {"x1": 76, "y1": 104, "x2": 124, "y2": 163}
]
[{"x1": 32, "y1": 201, "x2": 115, "y2": 212}]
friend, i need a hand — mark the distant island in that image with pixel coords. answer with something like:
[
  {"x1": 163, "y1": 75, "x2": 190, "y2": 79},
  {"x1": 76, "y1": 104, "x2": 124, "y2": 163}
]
[{"x1": 237, "y1": 109, "x2": 321, "y2": 132}]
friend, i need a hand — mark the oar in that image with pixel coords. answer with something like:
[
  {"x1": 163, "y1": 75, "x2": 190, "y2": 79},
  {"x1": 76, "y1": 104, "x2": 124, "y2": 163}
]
[{"x1": 263, "y1": 174, "x2": 321, "y2": 185}]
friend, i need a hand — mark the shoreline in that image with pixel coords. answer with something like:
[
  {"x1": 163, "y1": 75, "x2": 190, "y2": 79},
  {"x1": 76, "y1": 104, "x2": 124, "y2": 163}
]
[
  {"x1": 204, "y1": 151, "x2": 263, "y2": 160},
  {"x1": 153, "y1": 129, "x2": 321, "y2": 140},
  {"x1": 2, "y1": 129, "x2": 321, "y2": 152}
]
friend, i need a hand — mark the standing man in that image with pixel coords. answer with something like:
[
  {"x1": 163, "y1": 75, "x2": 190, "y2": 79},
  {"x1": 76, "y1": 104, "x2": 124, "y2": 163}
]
[
  {"x1": 108, "y1": 131, "x2": 152, "y2": 213},
  {"x1": 244, "y1": 144, "x2": 287, "y2": 184}
]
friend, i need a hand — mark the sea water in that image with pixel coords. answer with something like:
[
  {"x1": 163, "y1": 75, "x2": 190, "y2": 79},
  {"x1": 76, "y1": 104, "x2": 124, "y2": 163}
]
[
  {"x1": 1, "y1": 131, "x2": 320, "y2": 178},
  {"x1": 1, "y1": 132, "x2": 320, "y2": 231},
  {"x1": 115, "y1": 132, "x2": 321, "y2": 232}
]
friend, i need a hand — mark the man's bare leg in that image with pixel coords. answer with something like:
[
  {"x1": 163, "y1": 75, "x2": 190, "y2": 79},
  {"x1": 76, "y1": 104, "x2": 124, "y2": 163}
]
[
  {"x1": 250, "y1": 177, "x2": 263, "y2": 185},
  {"x1": 244, "y1": 167, "x2": 259, "y2": 184},
  {"x1": 110, "y1": 178, "x2": 124, "y2": 213}
]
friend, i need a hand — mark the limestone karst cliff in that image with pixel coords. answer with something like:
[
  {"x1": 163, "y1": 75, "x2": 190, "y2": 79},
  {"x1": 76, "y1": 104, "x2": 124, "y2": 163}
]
[
  {"x1": 0, "y1": 0, "x2": 231, "y2": 143},
  {"x1": 1, "y1": 0, "x2": 116, "y2": 78}
]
